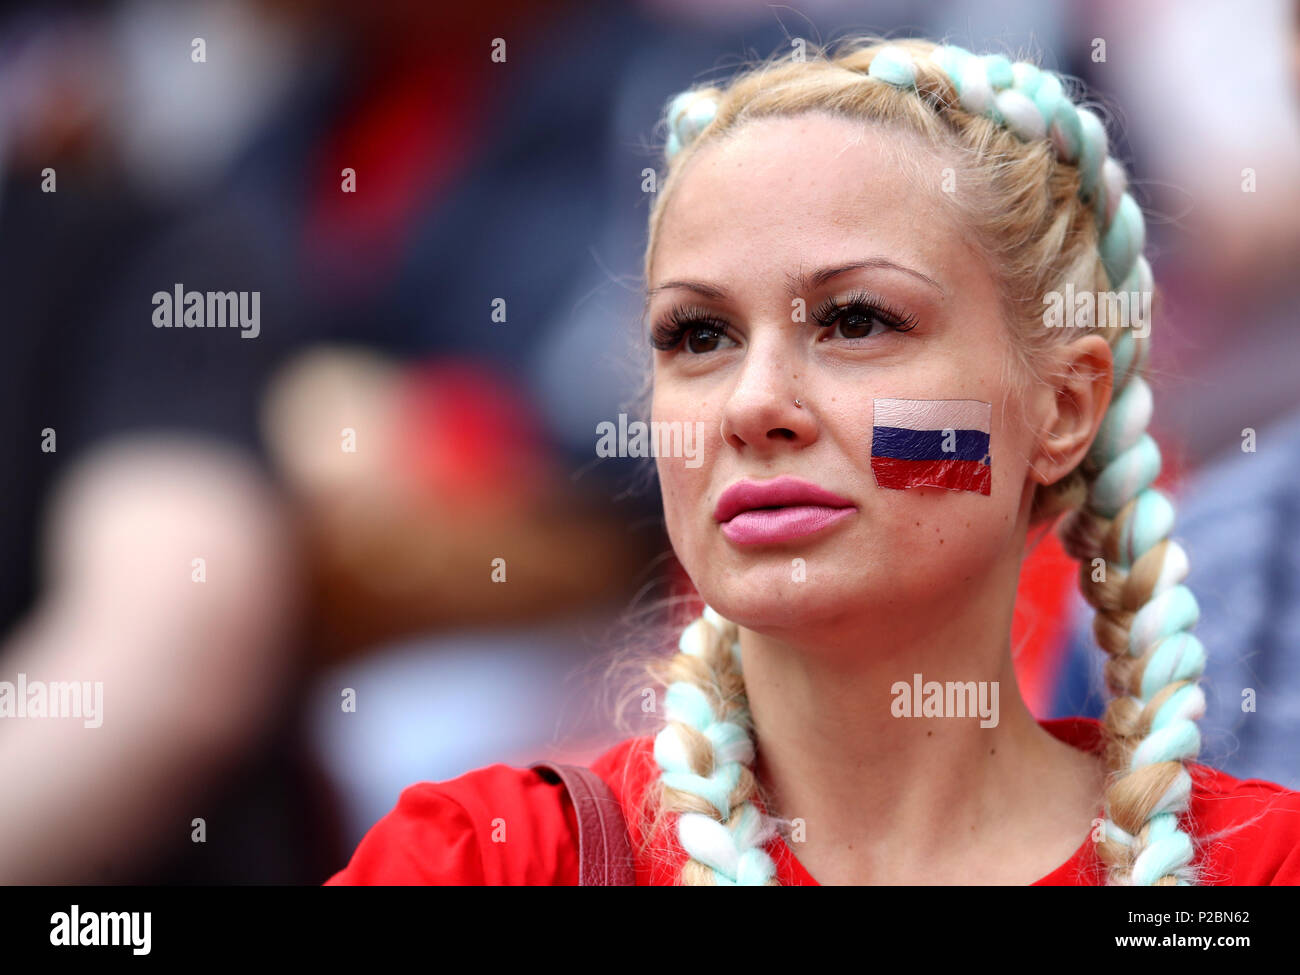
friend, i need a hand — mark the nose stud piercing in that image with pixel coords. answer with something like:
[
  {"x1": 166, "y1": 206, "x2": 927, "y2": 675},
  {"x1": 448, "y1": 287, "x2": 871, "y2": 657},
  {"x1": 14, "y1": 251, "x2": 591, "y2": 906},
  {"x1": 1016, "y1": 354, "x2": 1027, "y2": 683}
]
[{"x1": 794, "y1": 399, "x2": 803, "y2": 408}]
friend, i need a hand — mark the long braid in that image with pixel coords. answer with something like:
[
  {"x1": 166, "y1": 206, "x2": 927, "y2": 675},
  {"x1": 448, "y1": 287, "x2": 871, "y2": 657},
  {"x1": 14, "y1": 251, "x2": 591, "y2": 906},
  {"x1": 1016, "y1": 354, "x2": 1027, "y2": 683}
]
[
  {"x1": 646, "y1": 38, "x2": 1204, "y2": 885},
  {"x1": 649, "y1": 604, "x2": 779, "y2": 885},
  {"x1": 1061, "y1": 355, "x2": 1208, "y2": 885}
]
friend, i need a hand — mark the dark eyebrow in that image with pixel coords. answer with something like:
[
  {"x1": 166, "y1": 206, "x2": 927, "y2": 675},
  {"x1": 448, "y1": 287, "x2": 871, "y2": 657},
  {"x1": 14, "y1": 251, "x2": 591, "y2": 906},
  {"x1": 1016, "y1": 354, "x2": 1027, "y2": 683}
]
[{"x1": 644, "y1": 258, "x2": 946, "y2": 312}]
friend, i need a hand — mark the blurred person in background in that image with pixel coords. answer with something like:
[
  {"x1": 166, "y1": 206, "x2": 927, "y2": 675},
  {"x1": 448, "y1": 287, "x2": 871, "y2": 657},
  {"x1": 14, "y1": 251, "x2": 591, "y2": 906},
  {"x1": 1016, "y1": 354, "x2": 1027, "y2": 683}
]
[
  {"x1": 0, "y1": 0, "x2": 663, "y2": 881},
  {"x1": 0, "y1": 0, "x2": 326, "y2": 883}
]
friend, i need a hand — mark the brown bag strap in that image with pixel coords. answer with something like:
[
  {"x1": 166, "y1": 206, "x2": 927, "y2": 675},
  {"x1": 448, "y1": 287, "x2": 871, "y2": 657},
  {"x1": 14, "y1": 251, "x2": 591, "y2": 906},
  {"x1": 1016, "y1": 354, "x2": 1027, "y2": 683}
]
[{"x1": 531, "y1": 761, "x2": 635, "y2": 886}]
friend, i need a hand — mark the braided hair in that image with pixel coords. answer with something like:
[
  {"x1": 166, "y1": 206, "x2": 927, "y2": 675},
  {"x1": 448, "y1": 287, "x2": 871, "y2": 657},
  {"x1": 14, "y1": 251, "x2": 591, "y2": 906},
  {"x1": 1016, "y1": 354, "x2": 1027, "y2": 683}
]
[{"x1": 636, "y1": 36, "x2": 1204, "y2": 886}]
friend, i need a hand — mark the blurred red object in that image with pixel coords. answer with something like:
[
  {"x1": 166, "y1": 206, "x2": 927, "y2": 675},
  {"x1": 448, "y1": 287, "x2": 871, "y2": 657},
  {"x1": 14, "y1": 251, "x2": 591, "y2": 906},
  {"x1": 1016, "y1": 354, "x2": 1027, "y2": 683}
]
[
  {"x1": 395, "y1": 359, "x2": 550, "y2": 511},
  {"x1": 261, "y1": 346, "x2": 654, "y2": 662}
]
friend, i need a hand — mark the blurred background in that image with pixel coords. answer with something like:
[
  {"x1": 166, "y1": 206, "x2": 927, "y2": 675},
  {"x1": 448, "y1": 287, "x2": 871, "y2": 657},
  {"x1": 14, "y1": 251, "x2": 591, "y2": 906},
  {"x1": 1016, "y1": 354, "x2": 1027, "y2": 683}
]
[{"x1": 0, "y1": 0, "x2": 1296, "y2": 883}]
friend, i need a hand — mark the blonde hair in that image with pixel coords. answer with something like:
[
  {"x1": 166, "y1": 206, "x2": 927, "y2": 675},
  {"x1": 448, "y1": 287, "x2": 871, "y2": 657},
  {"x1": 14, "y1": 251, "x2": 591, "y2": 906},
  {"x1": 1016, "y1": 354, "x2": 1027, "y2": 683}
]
[{"x1": 620, "y1": 35, "x2": 1206, "y2": 886}]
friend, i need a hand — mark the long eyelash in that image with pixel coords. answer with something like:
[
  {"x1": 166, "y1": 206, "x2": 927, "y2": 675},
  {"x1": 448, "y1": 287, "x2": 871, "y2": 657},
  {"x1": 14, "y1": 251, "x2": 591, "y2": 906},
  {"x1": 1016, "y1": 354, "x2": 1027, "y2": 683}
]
[
  {"x1": 810, "y1": 288, "x2": 919, "y2": 332},
  {"x1": 649, "y1": 303, "x2": 731, "y2": 351}
]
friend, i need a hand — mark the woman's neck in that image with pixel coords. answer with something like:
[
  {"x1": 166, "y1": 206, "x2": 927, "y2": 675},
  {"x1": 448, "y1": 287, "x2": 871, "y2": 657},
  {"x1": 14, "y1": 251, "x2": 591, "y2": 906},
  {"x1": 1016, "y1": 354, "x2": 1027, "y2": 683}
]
[{"x1": 739, "y1": 591, "x2": 1106, "y2": 884}]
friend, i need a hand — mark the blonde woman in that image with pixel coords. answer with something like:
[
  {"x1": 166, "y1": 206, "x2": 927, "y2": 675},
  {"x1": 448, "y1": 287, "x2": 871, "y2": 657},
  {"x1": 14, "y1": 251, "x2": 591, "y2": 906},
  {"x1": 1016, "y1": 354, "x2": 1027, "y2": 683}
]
[{"x1": 327, "y1": 36, "x2": 1300, "y2": 886}]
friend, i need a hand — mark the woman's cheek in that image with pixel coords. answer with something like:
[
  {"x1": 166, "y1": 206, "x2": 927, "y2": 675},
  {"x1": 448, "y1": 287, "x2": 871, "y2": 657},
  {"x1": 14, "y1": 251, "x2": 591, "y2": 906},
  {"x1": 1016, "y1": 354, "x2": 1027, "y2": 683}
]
[{"x1": 655, "y1": 455, "x2": 691, "y2": 541}]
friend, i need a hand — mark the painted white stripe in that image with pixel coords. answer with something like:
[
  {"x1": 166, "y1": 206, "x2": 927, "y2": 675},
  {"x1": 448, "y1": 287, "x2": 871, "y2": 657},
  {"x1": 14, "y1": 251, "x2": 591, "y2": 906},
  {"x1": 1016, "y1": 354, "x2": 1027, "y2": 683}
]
[{"x1": 873, "y1": 398, "x2": 991, "y2": 432}]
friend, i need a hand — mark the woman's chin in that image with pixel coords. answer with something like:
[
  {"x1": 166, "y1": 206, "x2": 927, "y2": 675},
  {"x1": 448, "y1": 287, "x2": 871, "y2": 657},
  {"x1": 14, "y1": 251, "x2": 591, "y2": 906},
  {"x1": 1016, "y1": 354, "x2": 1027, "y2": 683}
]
[{"x1": 695, "y1": 579, "x2": 853, "y2": 634}]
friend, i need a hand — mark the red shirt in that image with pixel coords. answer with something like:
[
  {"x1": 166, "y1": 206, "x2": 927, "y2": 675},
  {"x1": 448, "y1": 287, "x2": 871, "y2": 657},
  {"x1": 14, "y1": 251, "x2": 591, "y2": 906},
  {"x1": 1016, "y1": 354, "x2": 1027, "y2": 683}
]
[{"x1": 325, "y1": 717, "x2": 1300, "y2": 885}]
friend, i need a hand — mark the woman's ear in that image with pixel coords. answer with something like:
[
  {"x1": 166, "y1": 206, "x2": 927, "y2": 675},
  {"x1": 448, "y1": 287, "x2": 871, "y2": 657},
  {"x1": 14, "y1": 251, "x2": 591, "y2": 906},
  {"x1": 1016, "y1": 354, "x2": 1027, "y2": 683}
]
[{"x1": 1028, "y1": 334, "x2": 1114, "y2": 487}]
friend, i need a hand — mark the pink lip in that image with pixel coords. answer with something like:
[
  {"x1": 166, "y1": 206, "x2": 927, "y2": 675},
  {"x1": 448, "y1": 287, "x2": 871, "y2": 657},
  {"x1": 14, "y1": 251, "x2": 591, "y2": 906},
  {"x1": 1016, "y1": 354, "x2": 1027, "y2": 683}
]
[{"x1": 714, "y1": 475, "x2": 857, "y2": 545}]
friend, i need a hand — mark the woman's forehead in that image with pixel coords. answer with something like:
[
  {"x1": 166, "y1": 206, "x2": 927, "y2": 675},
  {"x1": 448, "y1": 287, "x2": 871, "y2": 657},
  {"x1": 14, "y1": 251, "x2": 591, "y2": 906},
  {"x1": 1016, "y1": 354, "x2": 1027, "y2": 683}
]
[{"x1": 650, "y1": 114, "x2": 969, "y2": 297}]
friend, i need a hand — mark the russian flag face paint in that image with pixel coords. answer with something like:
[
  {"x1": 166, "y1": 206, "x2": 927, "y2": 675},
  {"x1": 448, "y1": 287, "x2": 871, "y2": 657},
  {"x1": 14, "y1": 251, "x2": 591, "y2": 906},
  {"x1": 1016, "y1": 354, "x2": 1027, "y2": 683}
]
[{"x1": 871, "y1": 398, "x2": 992, "y2": 496}]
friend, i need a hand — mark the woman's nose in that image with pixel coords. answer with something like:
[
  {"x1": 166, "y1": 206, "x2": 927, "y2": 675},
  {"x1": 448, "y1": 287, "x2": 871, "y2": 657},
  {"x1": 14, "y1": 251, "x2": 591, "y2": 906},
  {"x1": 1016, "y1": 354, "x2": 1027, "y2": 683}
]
[{"x1": 718, "y1": 338, "x2": 819, "y2": 452}]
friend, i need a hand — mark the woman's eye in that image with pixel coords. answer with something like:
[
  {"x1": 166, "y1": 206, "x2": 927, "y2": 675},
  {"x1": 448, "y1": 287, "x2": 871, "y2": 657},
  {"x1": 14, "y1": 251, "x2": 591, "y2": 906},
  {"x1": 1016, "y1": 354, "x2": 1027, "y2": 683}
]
[
  {"x1": 828, "y1": 310, "x2": 892, "y2": 340},
  {"x1": 649, "y1": 307, "x2": 740, "y2": 354},
  {"x1": 683, "y1": 325, "x2": 736, "y2": 354},
  {"x1": 814, "y1": 296, "x2": 918, "y2": 340}
]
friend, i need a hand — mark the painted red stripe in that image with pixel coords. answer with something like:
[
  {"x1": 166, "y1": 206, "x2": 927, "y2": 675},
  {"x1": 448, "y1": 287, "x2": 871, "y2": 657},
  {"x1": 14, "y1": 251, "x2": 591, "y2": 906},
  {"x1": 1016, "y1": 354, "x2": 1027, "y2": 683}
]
[{"x1": 870, "y1": 456, "x2": 991, "y2": 495}]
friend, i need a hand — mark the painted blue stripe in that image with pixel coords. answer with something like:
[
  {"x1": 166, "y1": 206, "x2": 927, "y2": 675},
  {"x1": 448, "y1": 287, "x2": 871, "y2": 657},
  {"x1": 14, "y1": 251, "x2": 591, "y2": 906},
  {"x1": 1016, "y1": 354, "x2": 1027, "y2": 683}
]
[{"x1": 871, "y1": 426, "x2": 990, "y2": 462}]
